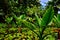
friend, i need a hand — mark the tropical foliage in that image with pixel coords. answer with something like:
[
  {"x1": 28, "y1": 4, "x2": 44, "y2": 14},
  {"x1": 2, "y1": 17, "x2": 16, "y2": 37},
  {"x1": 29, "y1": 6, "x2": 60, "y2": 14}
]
[{"x1": 0, "y1": 0, "x2": 60, "y2": 40}]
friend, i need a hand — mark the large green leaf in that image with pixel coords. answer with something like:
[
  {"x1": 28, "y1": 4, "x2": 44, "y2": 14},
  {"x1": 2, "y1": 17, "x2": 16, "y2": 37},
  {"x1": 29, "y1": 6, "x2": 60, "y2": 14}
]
[
  {"x1": 21, "y1": 20, "x2": 39, "y2": 37},
  {"x1": 41, "y1": 6, "x2": 54, "y2": 26},
  {"x1": 35, "y1": 13, "x2": 41, "y2": 27},
  {"x1": 53, "y1": 15, "x2": 60, "y2": 27},
  {"x1": 5, "y1": 17, "x2": 13, "y2": 23},
  {"x1": 22, "y1": 20, "x2": 36, "y2": 30},
  {"x1": 57, "y1": 14, "x2": 60, "y2": 21}
]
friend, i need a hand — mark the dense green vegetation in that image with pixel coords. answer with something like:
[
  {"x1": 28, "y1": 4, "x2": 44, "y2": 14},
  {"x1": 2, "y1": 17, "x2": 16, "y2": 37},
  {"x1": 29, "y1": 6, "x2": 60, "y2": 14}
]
[{"x1": 0, "y1": 0, "x2": 60, "y2": 40}]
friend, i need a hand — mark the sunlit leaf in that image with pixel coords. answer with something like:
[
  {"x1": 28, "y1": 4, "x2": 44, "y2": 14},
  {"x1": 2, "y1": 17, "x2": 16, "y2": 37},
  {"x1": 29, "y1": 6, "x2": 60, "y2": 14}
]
[
  {"x1": 41, "y1": 6, "x2": 54, "y2": 26},
  {"x1": 35, "y1": 13, "x2": 41, "y2": 27}
]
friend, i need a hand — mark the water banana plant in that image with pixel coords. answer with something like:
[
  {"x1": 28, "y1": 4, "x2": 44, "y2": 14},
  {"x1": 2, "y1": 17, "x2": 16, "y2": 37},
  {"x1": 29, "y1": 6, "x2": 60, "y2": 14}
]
[{"x1": 20, "y1": 6, "x2": 54, "y2": 40}]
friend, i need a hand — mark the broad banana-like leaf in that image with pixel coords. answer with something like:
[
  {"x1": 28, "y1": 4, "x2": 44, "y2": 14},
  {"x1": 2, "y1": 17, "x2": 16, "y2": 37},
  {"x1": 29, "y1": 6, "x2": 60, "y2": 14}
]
[
  {"x1": 13, "y1": 14, "x2": 26, "y2": 25},
  {"x1": 41, "y1": 6, "x2": 54, "y2": 26},
  {"x1": 53, "y1": 15, "x2": 60, "y2": 27},
  {"x1": 57, "y1": 14, "x2": 60, "y2": 21},
  {"x1": 54, "y1": 15, "x2": 59, "y2": 23},
  {"x1": 21, "y1": 20, "x2": 39, "y2": 36},
  {"x1": 17, "y1": 15, "x2": 25, "y2": 20},
  {"x1": 5, "y1": 17, "x2": 13, "y2": 23},
  {"x1": 13, "y1": 14, "x2": 25, "y2": 21},
  {"x1": 22, "y1": 20, "x2": 36, "y2": 30},
  {"x1": 35, "y1": 13, "x2": 41, "y2": 27}
]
